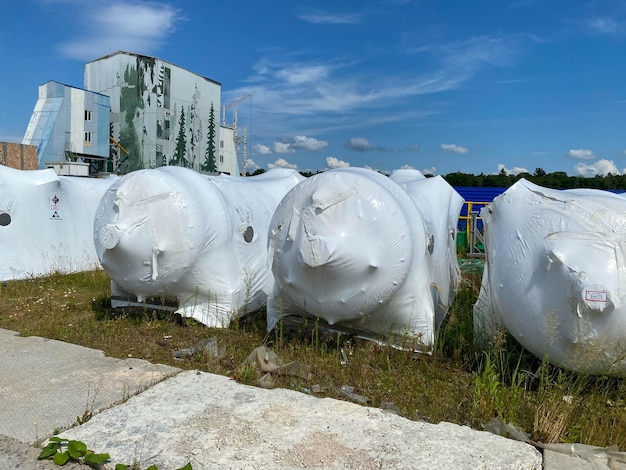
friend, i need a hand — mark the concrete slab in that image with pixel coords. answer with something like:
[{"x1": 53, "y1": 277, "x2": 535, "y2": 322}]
[
  {"x1": 4, "y1": 327, "x2": 589, "y2": 469},
  {"x1": 59, "y1": 370, "x2": 543, "y2": 469},
  {"x1": 0, "y1": 328, "x2": 180, "y2": 444},
  {"x1": 543, "y1": 449, "x2": 607, "y2": 470},
  {"x1": 542, "y1": 446, "x2": 626, "y2": 470}
]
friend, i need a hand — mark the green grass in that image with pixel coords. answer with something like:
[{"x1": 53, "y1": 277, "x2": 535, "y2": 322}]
[{"x1": 0, "y1": 269, "x2": 625, "y2": 450}]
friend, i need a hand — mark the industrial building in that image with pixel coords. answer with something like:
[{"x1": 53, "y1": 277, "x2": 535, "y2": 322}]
[
  {"x1": 22, "y1": 81, "x2": 110, "y2": 173},
  {"x1": 17, "y1": 51, "x2": 243, "y2": 176},
  {"x1": 84, "y1": 51, "x2": 239, "y2": 175}
]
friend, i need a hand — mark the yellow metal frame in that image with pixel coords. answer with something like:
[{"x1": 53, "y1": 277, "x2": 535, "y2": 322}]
[
  {"x1": 458, "y1": 201, "x2": 490, "y2": 234},
  {"x1": 458, "y1": 201, "x2": 491, "y2": 257}
]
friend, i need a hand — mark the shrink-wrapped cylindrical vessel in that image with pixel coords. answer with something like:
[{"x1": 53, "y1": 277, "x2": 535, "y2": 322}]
[
  {"x1": 267, "y1": 167, "x2": 463, "y2": 351},
  {"x1": 474, "y1": 178, "x2": 626, "y2": 374},
  {"x1": 0, "y1": 165, "x2": 116, "y2": 280},
  {"x1": 94, "y1": 166, "x2": 304, "y2": 327}
]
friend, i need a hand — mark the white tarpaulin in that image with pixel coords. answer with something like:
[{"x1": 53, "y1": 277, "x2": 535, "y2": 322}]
[
  {"x1": 93, "y1": 167, "x2": 305, "y2": 327},
  {"x1": 267, "y1": 168, "x2": 464, "y2": 351},
  {"x1": 0, "y1": 165, "x2": 116, "y2": 281},
  {"x1": 474, "y1": 178, "x2": 626, "y2": 374}
]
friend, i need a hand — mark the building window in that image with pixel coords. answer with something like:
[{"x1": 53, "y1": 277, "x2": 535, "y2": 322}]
[
  {"x1": 220, "y1": 140, "x2": 224, "y2": 148},
  {"x1": 84, "y1": 131, "x2": 92, "y2": 144},
  {"x1": 85, "y1": 110, "x2": 92, "y2": 122},
  {"x1": 220, "y1": 155, "x2": 224, "y2": 163}
]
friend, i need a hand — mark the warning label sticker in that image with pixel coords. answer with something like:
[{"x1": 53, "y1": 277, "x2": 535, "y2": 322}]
[
  {"x1": 585, "y1": 290, "x2": 608, "y2": 302},
  {"x1": 50, "y1": 195, "x2": 62, "y2": 220}
]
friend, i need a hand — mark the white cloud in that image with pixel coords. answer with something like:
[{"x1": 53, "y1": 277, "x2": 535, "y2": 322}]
[
  {"x1": 342, "y1": 137, "x2": 392, "y2": 152},
  {"x1": 273, "y1": 142, "x2": 296, "y2": 154},
  {"x1": 57, "y1": 1, "x2": 181, "y2": 60},
  {"x1": 441, "y1": 143, "x2": 469, "y2": 154},
  {"x1": 244, "y1": 158, "x2": 259, "y2": 172},
  {"x1": 269, "y1": 135, "x2": 328, "y2": 154},
  {"x1": 276, "y1": 65, "x2": 330, "y2": 85},
  {"x1": 291, "y1": 136, "x2": 329, "y2": 151},
  {"x1": 225, "y1": 33, "x2": 528, "y2": 139},
  {"x1": 326, "y1": 156, "x2": 350, "y2": 168},
  {"x1": 344, "y1": 137, "x2": 373, "y2": 152},
  {"x1": 413, "y1": 35, "x2": 526, "y2": 78},
  {"x1": 268, "y1": 158, "x2": 298, "y2": 170},
  {"x1": 253, "y1": 143, "x2": 272, "y2": 155},
  {"x1": 298, "y1": 11, "x2": 362, "y2": 25},
  {"x1": 497, "y1": 163, "x2": 528, "y2": 175},
  {"x1": 438, "y1": 36, "x2": 520, "y2": 69},
  {"x1": 586, "y1": 17, "x2": 621, "y2": 35},
  {"x1": 568, "y1": 148, "x2": 596, "y2": 160},
  {"x1": 574, "y1": 159, "x2": 622, "y2": 177}
]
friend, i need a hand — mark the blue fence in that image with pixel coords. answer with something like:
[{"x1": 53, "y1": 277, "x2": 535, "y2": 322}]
[
  {"x1": 453, "y1": 187, "x2": 507, "y2": 232},
  {"x1": 452, "y1": 185, "x2": 626, "y2": 252}
]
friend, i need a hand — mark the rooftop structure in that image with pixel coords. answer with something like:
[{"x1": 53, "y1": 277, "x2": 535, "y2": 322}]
[{"x1": 22, "y1": 81, "x2": 110, "y2": 171}]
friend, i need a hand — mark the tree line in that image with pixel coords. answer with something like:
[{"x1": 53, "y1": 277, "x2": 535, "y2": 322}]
[
  {"x1": 442, "y1": 168, "x2": 626, "y2": 190},
  {"x1": 250, "y1": 167, "x2": 626, "y2": 191}
]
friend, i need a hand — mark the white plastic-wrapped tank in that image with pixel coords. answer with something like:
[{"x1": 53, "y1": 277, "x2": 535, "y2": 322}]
[
  {"x1": 267, "y1": 167, "x2": 464, "y2": 351},
  {"x1": 474, "y1": 178, "x2": 626, "y2": 374},
  {"x1": 0, "y1": 165, "x2": 117, "y2": 280},
  {"x1": 93, "y1": 166, "x2": 305, "y2": 327}
]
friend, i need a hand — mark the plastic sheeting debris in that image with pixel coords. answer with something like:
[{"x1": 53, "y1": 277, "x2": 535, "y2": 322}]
[
  {"x1": 474, "y1": 179, "x2": 626, "y2": 374},
  {"x1": 483, "y1": 417, "x2": 531, "y2": 443},
  {"x1": 93, "y1": 166, "x2": 304, "y2": 327},
  {"x1": 458, "y1": 258, "x2": 485, "y2": 275},
  {"x1": 267, "y1": 168, "x2": 464, "y2": 352},
  {"x1": 336, "y1": 385, "x2": 369, "y2": 404},
  {"x1": 172, "y1": 336, "x2": 223, "y2": 360},
  {"x1": 0, "y1": 166, "x2": 117, "y2": 281},
  {"x1": 241, "y1": 346, "x2": 313, "y2": 389}
]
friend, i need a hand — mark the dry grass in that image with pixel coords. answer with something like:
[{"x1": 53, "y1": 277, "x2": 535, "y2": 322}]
[{"x1": 0, "y1": 269, "x2": 625, "y2": 450}]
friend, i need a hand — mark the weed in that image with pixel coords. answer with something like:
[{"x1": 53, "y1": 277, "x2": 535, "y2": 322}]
[
  {"x1": 38, "y1": 436, "x2": 193, "y2": 469},
  {"x1": 240, "y1": 267, "x2": 257, "y2": 318},
  {"x1": 1, "y1": 270, "x2": 626, "y2": 450},
  {"x1": 38, "y1": 437, "x2": 110, "y2": 467},
  {"x1": 234, "y1": 363, "x2": 258, "y2": 385},
  {"x1": 275, "y1": 297, "x2": 285, "y2": 348},
  {"x1": 33, "y1": 422, "x2": 40, "y2": 449},
  {"x1": 77, "y1": 378, "x2": 103, "y2": 425}
]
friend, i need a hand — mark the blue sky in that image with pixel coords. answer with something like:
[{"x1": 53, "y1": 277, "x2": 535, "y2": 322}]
[{"x1": 1, "y1": 0, "x2": 625, "y2": 176}]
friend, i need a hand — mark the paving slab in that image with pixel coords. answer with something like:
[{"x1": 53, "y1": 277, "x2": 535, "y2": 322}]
[
  {"x1": 542, "y1": 446, "x2": 626, "y2": 470},
  {"x1": 0, "y1": 328, "x2": 180, "y2": 444},
  {"x1": 8, "y1": 326, "x2": 605, "y2": 469},
  {"x1": 59, "y1": 370, "x2": 543, "y2": 469}
]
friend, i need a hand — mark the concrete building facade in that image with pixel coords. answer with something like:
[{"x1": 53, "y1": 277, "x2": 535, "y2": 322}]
[
  {"x1": 22, "y1": 81, "x2": 110, "y2": 170},
  {"x1": 84, "y1": 51, "x2": 238, "y2": 175}
]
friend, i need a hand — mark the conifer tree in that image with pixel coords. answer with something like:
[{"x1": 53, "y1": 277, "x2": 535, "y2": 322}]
[
  {"x1": 170, "y1": 107, "x2": 188, "y2": 167},
  {"x1": 201, "y1": 102, "x2": 217, "y2": 172}
]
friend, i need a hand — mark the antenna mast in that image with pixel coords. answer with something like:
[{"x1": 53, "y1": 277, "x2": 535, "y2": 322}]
[{"x1": 221, "y1": 93, "x2": 252, "y2": 175}]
